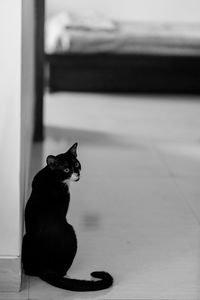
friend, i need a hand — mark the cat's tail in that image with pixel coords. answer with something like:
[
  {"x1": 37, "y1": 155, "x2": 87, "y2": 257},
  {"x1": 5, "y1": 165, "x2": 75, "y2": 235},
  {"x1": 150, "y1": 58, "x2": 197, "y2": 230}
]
[{"x1": 40, "y1": 271, "x2": 113, "y2": 292}]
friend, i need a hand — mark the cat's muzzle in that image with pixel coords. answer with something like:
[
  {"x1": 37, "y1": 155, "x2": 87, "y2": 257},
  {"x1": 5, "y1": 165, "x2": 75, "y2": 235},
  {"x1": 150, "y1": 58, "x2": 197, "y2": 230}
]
[{"x1": 71, "y1": 173, "x2": 80, "y2": 182}]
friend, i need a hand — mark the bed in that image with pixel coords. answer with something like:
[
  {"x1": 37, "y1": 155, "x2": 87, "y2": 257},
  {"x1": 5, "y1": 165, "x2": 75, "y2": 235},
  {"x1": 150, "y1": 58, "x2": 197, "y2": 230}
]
[{"x1": 45, "y1": 12, "x2": 200, "y2": 94}]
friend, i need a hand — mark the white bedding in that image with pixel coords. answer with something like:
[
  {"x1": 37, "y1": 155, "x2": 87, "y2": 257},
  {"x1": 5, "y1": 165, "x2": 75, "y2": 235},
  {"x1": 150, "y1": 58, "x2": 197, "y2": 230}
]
[{"x1": 46, "y1": 12, "x2": 200, "y2": 56}]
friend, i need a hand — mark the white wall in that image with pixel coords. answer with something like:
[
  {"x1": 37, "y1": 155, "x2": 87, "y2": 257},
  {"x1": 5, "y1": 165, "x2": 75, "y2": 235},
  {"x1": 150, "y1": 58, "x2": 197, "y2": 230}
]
[
  {"x1": 21, "y1": 0, "x2": 35, "y2": 245},
  {"x1": 0, "y1": 0, "x2": 35, "y2": 291},
  {"x1": 0, "y1": 1, "x2": 21, "y2": 257},
  {"x1": 47, "y1": 0, "x2": 200, "y2": 23}
]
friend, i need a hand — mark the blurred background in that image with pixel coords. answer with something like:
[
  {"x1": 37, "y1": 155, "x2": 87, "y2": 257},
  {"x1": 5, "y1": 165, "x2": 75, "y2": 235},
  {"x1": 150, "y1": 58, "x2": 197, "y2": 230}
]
[
  {"x1": 31, "y1": 0, "x2": 200, "y2": 299},
  {"x1": 1, "y1": 0, "x2": 200, "y2": 298},
  {"x1": 27, "y1": 1, "x2": 200, "y2": 299},
  {"x1": 46, "y1": 0, "x2": 200, "y2": 22}
]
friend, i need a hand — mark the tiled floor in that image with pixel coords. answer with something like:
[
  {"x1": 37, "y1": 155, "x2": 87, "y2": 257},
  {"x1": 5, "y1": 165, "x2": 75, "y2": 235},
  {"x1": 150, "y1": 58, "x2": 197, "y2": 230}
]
[{"x1": 2, "y1": 93, "x2": 200, "y2": 300}]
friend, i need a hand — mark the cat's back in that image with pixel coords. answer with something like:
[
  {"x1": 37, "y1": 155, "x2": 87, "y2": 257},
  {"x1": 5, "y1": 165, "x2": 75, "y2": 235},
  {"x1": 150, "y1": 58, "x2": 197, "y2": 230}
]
[
  {"x1": 25, "y1": 166, "x2": 59, "y2": 228},
  {"x1": 25, "y1": 166, "x2": 55, "y2": 216},
  {"x1": 32, "y1": 166, "x2": 52, "y2": 190}
]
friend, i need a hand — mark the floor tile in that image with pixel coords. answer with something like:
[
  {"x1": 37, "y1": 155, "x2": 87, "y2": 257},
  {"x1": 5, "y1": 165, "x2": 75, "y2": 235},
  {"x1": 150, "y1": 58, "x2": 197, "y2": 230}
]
[
  {"x1": 175, "y1": 177, "x2": 200, "y2": 223},
  {"x1": 26, "y1": 92, "x2": 200, "y2": 299},
  {"x1": 0, "y1": 275, "x2": 29, "y2": 300},
  {"x1": 156, "y1": 142, "x2": 200, "y2": 177}
]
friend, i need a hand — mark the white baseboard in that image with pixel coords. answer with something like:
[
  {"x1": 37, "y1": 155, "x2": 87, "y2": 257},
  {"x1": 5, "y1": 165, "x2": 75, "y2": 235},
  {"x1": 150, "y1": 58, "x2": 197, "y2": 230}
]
[{"x1": 0, "y1": 256, "x2": 21, "y2": 292}]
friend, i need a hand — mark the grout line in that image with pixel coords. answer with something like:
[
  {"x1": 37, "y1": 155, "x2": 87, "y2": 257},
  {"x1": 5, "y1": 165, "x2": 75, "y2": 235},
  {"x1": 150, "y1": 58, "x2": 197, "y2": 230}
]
[
  {"x1": 154, "y1": 145, "x2": 175, "y2": 178},
  {"x1": 153, "y1": 145, "x2": 200, "y2": 228},
  {"x1": 173, "y1": 177, "x2": 200, "y2": 229}
]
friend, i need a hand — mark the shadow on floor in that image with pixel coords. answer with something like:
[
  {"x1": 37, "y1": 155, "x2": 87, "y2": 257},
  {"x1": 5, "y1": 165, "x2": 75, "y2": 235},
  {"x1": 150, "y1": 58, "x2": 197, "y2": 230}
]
[{"x1": 45, "y1": 125, "x2": 143, "y2": 149}]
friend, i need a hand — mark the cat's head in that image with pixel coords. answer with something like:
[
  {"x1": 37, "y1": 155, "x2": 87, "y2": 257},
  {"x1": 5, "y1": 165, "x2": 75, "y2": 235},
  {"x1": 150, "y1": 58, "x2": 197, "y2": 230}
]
[{"x1": 46, "y1": 143, "x2": 81, "y2": 184}]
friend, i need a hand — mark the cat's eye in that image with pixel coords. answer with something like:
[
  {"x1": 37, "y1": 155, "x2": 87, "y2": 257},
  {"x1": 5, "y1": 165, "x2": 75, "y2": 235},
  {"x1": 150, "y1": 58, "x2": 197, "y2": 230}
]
[
  {"x1": 64, "y1": 168, "x2": 70, "y2": 173},
  {"x1": 75, "y1": 162, "x2": 79, "y2": 167}
]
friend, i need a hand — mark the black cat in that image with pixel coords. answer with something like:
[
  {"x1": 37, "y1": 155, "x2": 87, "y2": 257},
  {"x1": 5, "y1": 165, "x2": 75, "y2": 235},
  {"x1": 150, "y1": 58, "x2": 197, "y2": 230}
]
[{"x1": 22, "y1": 143, "x2": 113, "y2": 291}]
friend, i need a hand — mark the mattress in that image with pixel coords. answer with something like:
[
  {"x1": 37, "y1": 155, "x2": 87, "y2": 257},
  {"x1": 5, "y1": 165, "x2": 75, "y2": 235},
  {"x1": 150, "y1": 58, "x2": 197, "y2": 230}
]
[{"x1": 46, "y1": 13, "x2": 200, "y2": 56}]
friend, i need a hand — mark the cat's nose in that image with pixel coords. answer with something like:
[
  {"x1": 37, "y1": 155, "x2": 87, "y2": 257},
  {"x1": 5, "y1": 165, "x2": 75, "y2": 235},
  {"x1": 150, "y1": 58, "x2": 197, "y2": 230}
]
[{"x1": 71, "y1": 173, "x2": 80, "y2": 181}]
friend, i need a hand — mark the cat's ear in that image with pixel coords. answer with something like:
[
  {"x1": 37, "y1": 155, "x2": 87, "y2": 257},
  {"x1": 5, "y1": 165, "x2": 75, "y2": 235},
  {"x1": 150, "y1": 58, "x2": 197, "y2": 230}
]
[
  {"x1": 66, "y1": 142, "x2": 78, "y2": 157},
  {"x1": 46, "y1": 155, "x2": 57, "y2": 169}
]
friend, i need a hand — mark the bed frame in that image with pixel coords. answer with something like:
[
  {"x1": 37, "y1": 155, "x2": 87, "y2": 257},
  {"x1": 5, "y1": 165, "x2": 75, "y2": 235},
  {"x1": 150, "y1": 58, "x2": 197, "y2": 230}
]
[
  {"x1": 34, "y1": 0, "x2": 200, "y2": 142},
  {"x1": 46, "y1": 52, "x2": 200, "y2": 94}
]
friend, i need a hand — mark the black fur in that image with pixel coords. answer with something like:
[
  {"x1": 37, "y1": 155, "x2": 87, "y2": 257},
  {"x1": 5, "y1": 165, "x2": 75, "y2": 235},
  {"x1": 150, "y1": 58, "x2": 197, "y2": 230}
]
[{"x1": 22, "y1": 143, "x2": 113, "y2": 291}]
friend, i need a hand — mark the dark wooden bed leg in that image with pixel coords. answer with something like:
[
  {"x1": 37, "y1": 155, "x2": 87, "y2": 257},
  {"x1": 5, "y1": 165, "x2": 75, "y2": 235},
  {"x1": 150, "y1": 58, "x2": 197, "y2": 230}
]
[{"x1": 33, "y1": 0, "x2": 45, "y2": 141}]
